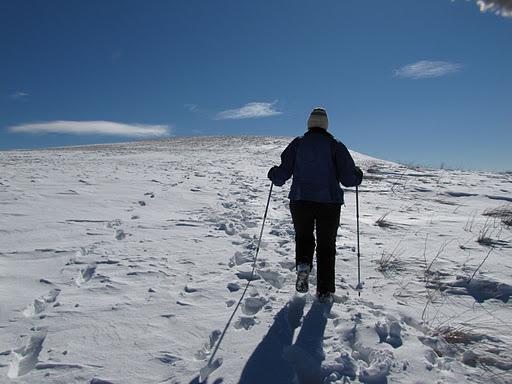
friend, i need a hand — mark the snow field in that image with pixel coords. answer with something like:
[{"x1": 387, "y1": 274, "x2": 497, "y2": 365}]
[{"x1": 0, "y1": 136, "x2": 511, "y2": 383}]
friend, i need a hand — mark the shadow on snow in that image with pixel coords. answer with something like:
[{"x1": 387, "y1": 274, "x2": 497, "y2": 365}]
[
  {"x1": 239, "y1": 295, "x2": 332, "y2": 384},
  {"x1": 188, "y1": 296, "x2": 347, "y2": 384}
]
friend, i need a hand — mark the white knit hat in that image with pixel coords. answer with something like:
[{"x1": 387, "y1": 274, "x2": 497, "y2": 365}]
[{"x1": 307, "y1": 107, "x2": 328, "y2": 130}]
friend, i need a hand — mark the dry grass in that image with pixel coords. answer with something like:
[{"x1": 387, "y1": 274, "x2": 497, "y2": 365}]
[
  {"x1": 483, "y1": 205, "x2": 512, "y2": 218},
  {"x1": 375, "y1": 242, "x2": 403, "y2": 274},
  {"x1": 435, "y1": 325, "x2": 478, "y2": 345},
  {"x1": 476, "y1": 218, "x2": 506, "y2": 247},
  {"x1": 464, "y1": 211, "x2": 477, "y2": 232},
  {"x1": 375, "y1": 212, "x2": 396, "y2": 229},
  {"x1": 421, "y1": 238, "x2": 454, "y2": 323},
  {"x1": 483, "y1": 205, "x2": 512, "y2": 228}
]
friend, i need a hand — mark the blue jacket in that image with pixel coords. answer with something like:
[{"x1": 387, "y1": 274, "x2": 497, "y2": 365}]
[{"x1": 269, "y1": 128, "x2": 361, "y2": 204}]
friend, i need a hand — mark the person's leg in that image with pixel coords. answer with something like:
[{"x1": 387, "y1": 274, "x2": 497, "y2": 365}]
[
  {"x1": 315, "y1": 203, "x2": 341, "y2": 294},
  {"x1": 290, "y1": 200, "x2": 315, "y2": 272}
]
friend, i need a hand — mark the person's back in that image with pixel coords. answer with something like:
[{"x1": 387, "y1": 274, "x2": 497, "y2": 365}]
[
  {"x1": 268, "y1": 107, "x2": 363, "y2": 302},
  {"x1": 290, "y1": 127, "x2": 341, "y2": 203}
]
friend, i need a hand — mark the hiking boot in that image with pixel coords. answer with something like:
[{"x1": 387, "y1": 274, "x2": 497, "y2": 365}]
[
  {"x1": 295, "y1": 263, "x2": 310, "y2": 293},
  {"x1": 317, "y1": 291, "x2": 333, "y2": 304},
  {"x1": 296, "y1": 272, "x2": 309, "y2": 293}
]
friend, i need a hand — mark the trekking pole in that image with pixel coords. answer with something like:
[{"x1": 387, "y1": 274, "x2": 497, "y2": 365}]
[
  {"x1": 199, "y1": 182, "x2": 273, "y2": 382},
  {"x1": 356, "y1": 185, "x2": 362, "y2": 296}
]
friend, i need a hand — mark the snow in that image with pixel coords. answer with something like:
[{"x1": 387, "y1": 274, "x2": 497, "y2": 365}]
[{"x1": 0, "y1": 136, "x2": 511, "y2": 383}]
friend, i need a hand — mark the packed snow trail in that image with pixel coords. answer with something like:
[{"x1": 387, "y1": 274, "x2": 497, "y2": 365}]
[{"x1": 199, "y1": 184, "x2": 273, "y2": 382}]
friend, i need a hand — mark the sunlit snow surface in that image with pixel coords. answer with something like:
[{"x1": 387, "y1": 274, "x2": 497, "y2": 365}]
[{"x1": 0, "y1": 136, "x2": 511, "y2": 383}]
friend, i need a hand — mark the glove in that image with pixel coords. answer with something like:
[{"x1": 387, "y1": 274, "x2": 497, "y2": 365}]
[
  {"x1": 267, "y1": 166, "x2": 278, "y2": 181},
  {"x1": 267, "y1": 166, "x2": 285, "y2": 186},
  {"x1": 354, "y1": 166, "x2": 363, "y2": 186}
]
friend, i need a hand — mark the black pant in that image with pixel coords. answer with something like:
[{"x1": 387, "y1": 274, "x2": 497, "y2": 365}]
[{"x1": 290, "y1": 200, "x2": 341, "y2": 294}]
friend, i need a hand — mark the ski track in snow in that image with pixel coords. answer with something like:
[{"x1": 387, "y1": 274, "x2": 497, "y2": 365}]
[{"x1": 0, "y1": 137, "x2": 511, "y2": 383}]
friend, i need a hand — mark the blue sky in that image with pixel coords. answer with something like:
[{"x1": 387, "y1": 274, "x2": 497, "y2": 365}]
[{"x1": 1, "y1": 0, "x2": 511, "y2": 170}]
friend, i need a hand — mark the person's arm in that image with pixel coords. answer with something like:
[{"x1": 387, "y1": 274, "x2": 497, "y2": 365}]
[
  {"x1": 267, "y1": 137, "x2": 300, "y2": 186},
  {"x1": 335, "y1": 141, "x2": 363, "y2": 187}
]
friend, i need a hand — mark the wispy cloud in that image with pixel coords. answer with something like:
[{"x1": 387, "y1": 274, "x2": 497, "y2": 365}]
[
  {"x1": 8, "y1": 120, "x2": 171, "y2": 138},
  {"x1": 395, "y1": 60, "x2": 462, "y2": 79},
  {"x1": 10, "y1": 91, "x2": 29, "y2": 100},
  {"x1": 474, "y1": 0, "x2": 512, "y2": 17},
  {"x1": 185, "y1": 104, "x2": 199, "y2": 112},
  {"x1": 215, "y1": 101, "x2": 282, "y2": 120}
]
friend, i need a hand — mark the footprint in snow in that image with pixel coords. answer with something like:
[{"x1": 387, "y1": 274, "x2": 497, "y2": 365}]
[
  {"x1": 76, "y1": 264, "x2": 96, "y2": 285},
  {"x1": 257, "y1": 269, "x2": 286, "y2": 289},
  {"x1": 269, "y1": 228, "x2": 288, "y2": 237},
  {"x1": 236, "y1": 270, "x2": 260, "y2": 282},
  {"x1": 217, "y1": 222, "x2": 236, "y2": 235},
  {"x1": 22, "y1": 289, "x2": 61, "y2": 317},
  {"x1": 226, "y1": 299, "x2": 236, "y2": 307},
  {"x1": 8, "y1": 329, "x2": 47, "y2": 378},
  {"x1": 155, "y1": 351, "x2": 180, "y2": 365},
  {"x1": 234, "y1": 316, "x2": 257, "y2": 330},
  {"x1": 115, "y1": 229, "x2": 126, "y2": 240},
  {"x1": 242, "y1": 297, "x2": 267, "y2": 316},
  {"x1": 278, "y1": 260, "x2": 296, "y2": 271},
  {"x1": 229, "y1": 251, "x2": 253, "y2": 267},
  {"x1": 195, "y1": 330, "x2": 221, "y2": 360},
  {"x1": 184, "y1": 285, "x2": 199, "y2": 293},
  {"x1": 358, "y1": 349, "x2": 394, "y2": 384},
  {"x1": 227, "y1": 282, "x2": 241, "y2": 292},
  {"x1": 375, "y1": 320, "x2": 403, "y2": 348},
  {"x1": 105, "y1": 219, "x2": 121, "y2": 229}
]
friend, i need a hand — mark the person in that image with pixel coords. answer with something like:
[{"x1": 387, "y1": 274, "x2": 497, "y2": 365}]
[{"x1": 267, "y1": 107, "x2": 363, "y2": 302}]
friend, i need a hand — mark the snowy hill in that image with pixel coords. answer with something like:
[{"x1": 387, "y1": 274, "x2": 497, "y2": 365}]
[{"x1": 0, "y1": 136, "x2": 511, "y2": 384}]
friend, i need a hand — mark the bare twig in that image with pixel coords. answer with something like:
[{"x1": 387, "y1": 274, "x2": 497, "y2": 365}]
[
  {"x1": 468, "y1": 247, "x2": 494, "y2": 284},
  {"x1": 426, "y1": 240, "x2": 454, "y2": 276},
  {"x1": 464, "y1": 210, "x2": 478, "y2": 232}
]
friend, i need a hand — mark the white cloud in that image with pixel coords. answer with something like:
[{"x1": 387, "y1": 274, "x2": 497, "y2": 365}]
[
  {"x1": 395, "y1": 60, "x2": 462, "y2": 79},
  {"x1": 185, "y1": 104, "x2": 199, "y2": 112},
  {"x1": 10, "y1": 91, "x2": 29, "y2": 100},
  {"x1": 215, "y1": 101, "x2": 282, "y2": 120},
  {"x1": 475, "y1": 0, "x2": 512, "y2": 17},
  {"x1": 8, "y1": 120, "x2": 171, "y2": 138}
]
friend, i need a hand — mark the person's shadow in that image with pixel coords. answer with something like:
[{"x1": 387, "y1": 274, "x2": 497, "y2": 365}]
[{"x1": 238, "y1": 296, "x2": 332, "y2": 384}]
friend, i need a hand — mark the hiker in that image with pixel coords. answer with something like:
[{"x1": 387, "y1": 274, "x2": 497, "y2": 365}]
[{"x1": 267, "y1": 107, "x2": 363, "y2": 302}]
